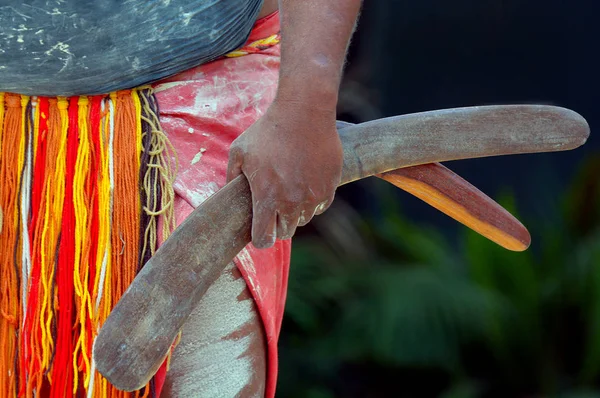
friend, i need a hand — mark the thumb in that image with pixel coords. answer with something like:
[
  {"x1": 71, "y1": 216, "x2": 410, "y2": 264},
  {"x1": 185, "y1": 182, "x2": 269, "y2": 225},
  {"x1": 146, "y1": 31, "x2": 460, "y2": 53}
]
[{"x1": 226, "y1": 147, "x2": 244, "y2": 183}]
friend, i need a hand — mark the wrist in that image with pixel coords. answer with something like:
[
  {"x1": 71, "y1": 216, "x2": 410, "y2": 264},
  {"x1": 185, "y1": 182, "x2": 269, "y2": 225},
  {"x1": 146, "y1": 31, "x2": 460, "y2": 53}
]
[
  {"x1": 275, "y1": 74, "x2": 339, "y2": 111},
  {"x1": 270, "y1": 94, "x2": 337, "y2": 124}
]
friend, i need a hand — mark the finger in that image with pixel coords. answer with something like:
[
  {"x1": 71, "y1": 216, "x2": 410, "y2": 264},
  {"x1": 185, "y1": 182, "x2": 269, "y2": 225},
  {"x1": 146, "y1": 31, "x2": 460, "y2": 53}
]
[
  {"x1": 226, "y1": 147, "x2": 243, "y2": 183},
  {"x1": 277, "y1": 210, "x2": 300, "y2": 241},
  {"x1": 297, "y1": 204, "x2": 318, "y2": 227},
  {"x1": 314, "y1": 194, "x2": 334, "y2": 216},
  {"x1": 252, "y1": 203, "x2": 278, "y2": 249},
  {"x1": 377, "y1": 163, "x2": 531, "y2": 252}
]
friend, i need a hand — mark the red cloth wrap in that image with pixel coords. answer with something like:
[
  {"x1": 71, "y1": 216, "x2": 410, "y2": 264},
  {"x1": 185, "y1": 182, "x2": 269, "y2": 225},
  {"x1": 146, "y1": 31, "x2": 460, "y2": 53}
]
[{"x1": 152, "y1": 12, "x2": 288, "y2": 398}]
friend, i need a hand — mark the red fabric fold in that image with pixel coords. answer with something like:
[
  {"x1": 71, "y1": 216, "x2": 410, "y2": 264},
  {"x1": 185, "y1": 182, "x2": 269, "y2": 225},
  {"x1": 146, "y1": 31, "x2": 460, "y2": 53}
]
[{"x1": 153, "y1": 11, "x2": 286, "y2": 398}]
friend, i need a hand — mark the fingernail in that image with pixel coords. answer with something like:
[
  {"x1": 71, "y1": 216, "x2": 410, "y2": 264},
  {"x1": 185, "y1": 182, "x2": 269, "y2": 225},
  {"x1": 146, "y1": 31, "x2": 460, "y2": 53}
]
[
  {"x1": 298, "y1": 210, "x2": 306, "y2": 226},
  {"x1": 315, "y1": 201, "x2": 328, "y2": 214}
]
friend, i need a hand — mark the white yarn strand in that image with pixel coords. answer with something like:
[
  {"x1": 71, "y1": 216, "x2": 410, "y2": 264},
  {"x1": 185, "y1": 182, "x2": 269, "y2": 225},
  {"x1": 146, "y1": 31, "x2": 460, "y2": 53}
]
[{"x1": 20, "y1": 97, "x2": 35, "y2": 324}]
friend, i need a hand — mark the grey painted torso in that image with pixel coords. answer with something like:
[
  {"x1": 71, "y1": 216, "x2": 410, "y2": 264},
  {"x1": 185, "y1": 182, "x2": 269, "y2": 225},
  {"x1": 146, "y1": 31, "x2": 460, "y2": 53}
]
[{"x1": 0, "y1": 0, "x2": 263, "y2": 96}]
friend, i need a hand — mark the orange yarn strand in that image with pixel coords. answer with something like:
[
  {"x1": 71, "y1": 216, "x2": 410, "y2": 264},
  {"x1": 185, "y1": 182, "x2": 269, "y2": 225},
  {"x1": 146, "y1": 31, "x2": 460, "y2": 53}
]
[
  {"x1": 110, "y1": 92, "x2": 141, "y2": 300},
  {"x1": 0, "y1": 93, "x2": 23, "y2": 398}
]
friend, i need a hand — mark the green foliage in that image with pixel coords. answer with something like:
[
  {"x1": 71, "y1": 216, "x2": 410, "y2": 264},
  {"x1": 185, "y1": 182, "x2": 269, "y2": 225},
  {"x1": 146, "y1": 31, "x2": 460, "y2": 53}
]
[{"x1": 278, "y1": 158, "x2": 600, "y2": 397}]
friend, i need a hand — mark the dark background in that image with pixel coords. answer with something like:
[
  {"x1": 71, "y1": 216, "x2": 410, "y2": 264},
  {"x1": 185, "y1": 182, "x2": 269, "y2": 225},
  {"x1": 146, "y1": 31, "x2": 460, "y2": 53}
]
[
  {"x1": 278, "y1": 1, "x2": 600, "y2": 397},
  {"x1": 337, "y1": 0, "x2": 598, "y2": 230}
]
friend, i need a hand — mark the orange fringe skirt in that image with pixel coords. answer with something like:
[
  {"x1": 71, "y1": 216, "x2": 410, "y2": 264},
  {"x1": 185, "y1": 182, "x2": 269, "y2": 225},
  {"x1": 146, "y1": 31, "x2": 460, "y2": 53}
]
[{"x1": 0, "y1": 89, "x2": 176, "y2": 397}]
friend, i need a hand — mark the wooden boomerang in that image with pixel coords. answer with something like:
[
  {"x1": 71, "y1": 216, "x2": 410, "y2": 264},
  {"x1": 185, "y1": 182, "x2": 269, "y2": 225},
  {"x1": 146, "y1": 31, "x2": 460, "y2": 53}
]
[
  {"x1": 335, "y1": 120, "x2": 531, "y2": 252},
  {"x1": 95, "y1": 105, "x2": 589, "y2": 390}
]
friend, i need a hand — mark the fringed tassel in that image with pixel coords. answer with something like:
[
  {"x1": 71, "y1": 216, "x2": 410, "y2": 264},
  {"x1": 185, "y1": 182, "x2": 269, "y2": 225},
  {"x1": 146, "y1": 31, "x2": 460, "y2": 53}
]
[
  {"x1": 0, "y1": 87, "x2": 176, "y2": 398},
  {"x1": 0, "y1": 93, "x2": 26, "y2": 397},
  {"x1": 138, "y1": 88, "x2": 177, "y2": 265}
]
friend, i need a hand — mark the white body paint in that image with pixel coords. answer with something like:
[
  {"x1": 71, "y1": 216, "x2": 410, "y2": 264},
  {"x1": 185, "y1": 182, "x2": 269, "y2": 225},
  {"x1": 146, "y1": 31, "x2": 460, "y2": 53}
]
[{"x1": 164, "y1": 263, "x2": 266, "y2": 398}]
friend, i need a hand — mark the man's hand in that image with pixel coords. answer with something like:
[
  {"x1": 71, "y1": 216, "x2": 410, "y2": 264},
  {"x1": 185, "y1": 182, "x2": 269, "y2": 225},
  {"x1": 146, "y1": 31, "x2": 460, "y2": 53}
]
[
  {"x1": 227, "y1": 99, "x2": 343, "y2": 248},
  {"x1": 227, "y1": 0, "x2": 362, "y2": 249}
]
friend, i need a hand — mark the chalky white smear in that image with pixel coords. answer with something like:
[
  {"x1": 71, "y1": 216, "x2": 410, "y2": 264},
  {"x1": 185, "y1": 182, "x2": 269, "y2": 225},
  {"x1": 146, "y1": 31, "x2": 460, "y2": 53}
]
[
  {"x1": 190, "y1": 148, "x2": 206, "y2": 165},
  {"x1": 237, "y1": 247, "x2": 262, "y2": 301},
  {"x1": 167, "y1": 263, "x2": 258, "y2": 397},
  {"x1": 182, "y1": 181, "x2": 220, "y2": 208}
]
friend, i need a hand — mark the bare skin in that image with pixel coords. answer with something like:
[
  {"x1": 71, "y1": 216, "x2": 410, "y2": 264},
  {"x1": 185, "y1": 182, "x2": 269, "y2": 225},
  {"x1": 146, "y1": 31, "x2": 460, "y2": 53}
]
[
  {"x1": 228, "y1": 0, "x2": 363, "y2": 248},
  {"x1": 165, "y1": 0, "x2": 362, "y2": 396},
  {"x1": 258, "y1": 0, "x2": 279, "y2": 18}
]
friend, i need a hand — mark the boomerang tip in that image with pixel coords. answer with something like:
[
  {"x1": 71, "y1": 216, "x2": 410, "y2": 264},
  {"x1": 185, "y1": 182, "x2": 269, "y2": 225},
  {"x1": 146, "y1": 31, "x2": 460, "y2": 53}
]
[
  {"x1": 502, "y1": 222, "x2": 531, "y2": 252},
  {"x1": 549, "y1": 106, "x2": 590, "y2": 149},
  {"x1": 378, "y1": 165, "x2": 532, "y2": 252}
]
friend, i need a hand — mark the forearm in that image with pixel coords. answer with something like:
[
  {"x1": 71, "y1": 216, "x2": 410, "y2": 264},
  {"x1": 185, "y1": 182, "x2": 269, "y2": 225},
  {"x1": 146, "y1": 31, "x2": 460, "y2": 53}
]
[{"x1": 276, "y1": 0, "x2": 362, "y2": 109}]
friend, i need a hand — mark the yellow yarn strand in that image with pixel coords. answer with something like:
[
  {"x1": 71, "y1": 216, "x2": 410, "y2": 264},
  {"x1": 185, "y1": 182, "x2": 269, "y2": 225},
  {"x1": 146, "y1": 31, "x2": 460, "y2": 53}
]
[
  {"x1": 92, "y1": 98, "x2": 111, "y2": 325},
  {"x1": 17, "y1": 96, "x2": 28, "y2": 206},
  {"x1": 32, "y1": 97, "x2": 40, "y2": 165},
  {"x1": 225, "y1": 33, "x2": 281, "y2": 57},
  {"x1": 132, "y1": 90, "x2": 143, "y2": 169},
  {"x1": 72, "y1": 96, "x2": 94, "y2": 390}
]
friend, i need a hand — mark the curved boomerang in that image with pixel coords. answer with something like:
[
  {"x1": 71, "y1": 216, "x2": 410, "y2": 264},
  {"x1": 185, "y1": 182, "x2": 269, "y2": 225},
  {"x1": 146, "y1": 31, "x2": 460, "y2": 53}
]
[
  {"x1": 95, "y1": 104, "x2": 589, "y2": 390},
  {"x1": 335, "y1": 120, "x2": 531, "y2": 252}
]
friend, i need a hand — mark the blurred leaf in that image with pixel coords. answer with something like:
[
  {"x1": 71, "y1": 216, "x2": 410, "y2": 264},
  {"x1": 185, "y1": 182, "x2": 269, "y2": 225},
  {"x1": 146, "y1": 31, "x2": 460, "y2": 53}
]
[
  {"x1": 559, "y1": 392, "x2": 600, "y2": 398},
  {"x1": 281, "y1": 154, "x2": 600, "y2": 397},
  {"x1": 305, "y1": 388, "x2": 336, "y2": 398},
  {"x1": 462, "y1": 191, "x2": 541, "y2": 370},
  {"x1": 316, "y1": 263, "x2": 507, "y2": 370},
  {"x1": 439, "y1": 382, "x2": 481, "y2": 398},
  {"x1": 577, "y1": 230, "x2": 600, "y2": 383},
  {"x1": 564, "y1": 155, "x2": 600, "y2": 237}
]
